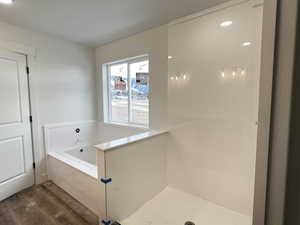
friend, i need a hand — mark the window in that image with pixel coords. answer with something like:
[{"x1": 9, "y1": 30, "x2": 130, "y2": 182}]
[{"x1": 104, "y1": 55, "x2": 149, "y2": 127}]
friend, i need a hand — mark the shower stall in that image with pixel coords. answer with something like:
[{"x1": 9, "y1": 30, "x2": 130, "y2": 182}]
[{"x1": 104, "y1": 1, "x2": 263, "y2": 224}]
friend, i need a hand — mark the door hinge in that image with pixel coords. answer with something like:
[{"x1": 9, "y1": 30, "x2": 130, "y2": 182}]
[
  {"x1": 26, "y1": 66, "x2": 30, "y2": 74},
  {"x1": 33, "y1": 162, "x2": 36, "y2": 169},
  {"x1": 29, "y1": 115, "x2": 33, "y2": 123}
]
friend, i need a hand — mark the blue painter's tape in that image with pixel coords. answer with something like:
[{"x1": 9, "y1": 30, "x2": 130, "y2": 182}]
[
  {"x1": 101, "y1": 220, "x2": 111, "y2": 225},
  {"x1": 101, "y1": 178, "x2": 112, "y2": 184}
]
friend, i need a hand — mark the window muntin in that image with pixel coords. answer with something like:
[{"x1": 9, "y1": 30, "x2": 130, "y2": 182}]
[{"x1": 106, "y1": 56, "x2": 149, "y2": 127}]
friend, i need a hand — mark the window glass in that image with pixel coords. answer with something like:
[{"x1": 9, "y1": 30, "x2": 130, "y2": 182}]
[
  {"x1": 129, "y1": 60, "x2": 149, "y2": 125},
  {"x1": 106, "y1": 56, "x2": 149, "y2": 127},
  {"x1": 110, "y1": 63, "x2": 128, "y2": 123}
]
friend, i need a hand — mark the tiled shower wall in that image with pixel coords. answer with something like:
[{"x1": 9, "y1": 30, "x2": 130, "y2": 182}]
[{"x1": 167, "y1": 0, "x2": 263, "y2": 215}]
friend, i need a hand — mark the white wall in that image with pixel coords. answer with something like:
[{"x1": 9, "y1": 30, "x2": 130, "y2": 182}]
[
  {"x1": 95, "y1": 25, "x2": 168, "y2": 129},
  {"x1": 167, "y1": 1, "x2": 262, "y2": 215},
  {"x1": 0, "y1": 21, "x2": 98, "y2": 183}
]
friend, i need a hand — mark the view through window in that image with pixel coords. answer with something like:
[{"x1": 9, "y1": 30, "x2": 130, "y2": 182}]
[{"x1": 106, "y1": 56, "x2": 149, "y2": 127}]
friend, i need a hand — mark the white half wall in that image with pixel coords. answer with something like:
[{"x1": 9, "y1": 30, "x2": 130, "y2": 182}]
[
  {"x1": 0, "y1": 21, "x2": 98, "y2": 183},
  {"x1": 105, "y1": 134, "x2": 168, "y2": 221}
]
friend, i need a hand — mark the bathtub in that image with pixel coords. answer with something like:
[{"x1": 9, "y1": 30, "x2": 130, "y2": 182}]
[
  {"x1": 45, "y1": 121, "x2": 146, "y2": 220},
  {"x1": 45, "y1": 121, "x2": 168, "y2": 224},
  {"x1": 48, "y1": 146, "x2": 97, "y2": 178},
  {"x1": 47, "y1": 145, "x2": 103, "y2": 218}
]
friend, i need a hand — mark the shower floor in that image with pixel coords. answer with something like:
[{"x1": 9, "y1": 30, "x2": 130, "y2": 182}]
[{"x1": 121, "y1": 187, "x2": 252, "y2": 225}]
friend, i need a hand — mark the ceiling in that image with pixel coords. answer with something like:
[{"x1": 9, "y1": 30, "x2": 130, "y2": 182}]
[{"x1": 0, "y1": 0, "x2": 231, "y2": 46}]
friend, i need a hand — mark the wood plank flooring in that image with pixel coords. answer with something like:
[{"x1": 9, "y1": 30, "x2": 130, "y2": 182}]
[{"x1": 0, "y1": 181, "x2": 99, "y2": 225}]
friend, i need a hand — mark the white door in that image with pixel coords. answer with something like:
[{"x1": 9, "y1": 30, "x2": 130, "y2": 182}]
[{"x1": 0, "y1": 49, "x2": 34, "y2": 201}]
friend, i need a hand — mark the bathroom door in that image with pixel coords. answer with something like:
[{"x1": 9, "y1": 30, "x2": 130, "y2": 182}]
[{"x1": 0, "y1": 49, "x2": 34, "y2": 201}]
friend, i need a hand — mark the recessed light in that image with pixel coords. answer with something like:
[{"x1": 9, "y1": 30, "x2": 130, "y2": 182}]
[
  {"x1": 168, "y1": 56, "x2": 173, "y2": 59},
  {"x1": 220, "y1": 21, "x2": 233, "y2": 27},
  {"x1": 0, "y1": 0, "x2": 14, "y2": 4},
  {"x1": 242, "y1": 42, "x2": 251, "y2": 46}
]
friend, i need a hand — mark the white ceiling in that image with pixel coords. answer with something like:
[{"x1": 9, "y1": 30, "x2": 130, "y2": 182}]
[{"x1": 0, "y1": 0, "x2": 231, "y2": 46}]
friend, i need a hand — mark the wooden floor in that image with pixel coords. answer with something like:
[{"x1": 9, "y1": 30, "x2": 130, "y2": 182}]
[{"x1": 0, "y1": 181, "x2": 99, "y2": 225}]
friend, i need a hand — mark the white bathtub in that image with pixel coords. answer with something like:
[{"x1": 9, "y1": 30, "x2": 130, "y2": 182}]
[
  {"x1": 44, "y1": 121, "x2": 169, "y2": 224},
  {"x1": 48, "y1": 146, "x2": 97, "y2": 178},
  {"x1": 47, "y1": 146, "x2": 103, "y2": 218},
  {"x1": 45, "y1": 121, "x2": 147, "y2": 220}
]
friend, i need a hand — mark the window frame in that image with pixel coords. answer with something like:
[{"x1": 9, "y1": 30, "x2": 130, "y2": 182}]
[{"x1": 103, "y1": 54, "x2": 149, "y2": 128}]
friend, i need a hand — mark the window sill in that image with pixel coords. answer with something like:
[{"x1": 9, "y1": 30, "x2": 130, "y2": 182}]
[{"x1": 103, "y1": 121, "x2": 149, "y2": 129}]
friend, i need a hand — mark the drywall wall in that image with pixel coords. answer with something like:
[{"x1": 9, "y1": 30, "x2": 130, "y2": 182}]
[
  {"x1": 95, "y1": 25, "x2": 168, "y2": 129},
  {"x1": 0, "y1": 21, "x2": 97, "y2": 183},
  {"x1": 167, "y1": 1, "x2": 262, "y2": 216}
]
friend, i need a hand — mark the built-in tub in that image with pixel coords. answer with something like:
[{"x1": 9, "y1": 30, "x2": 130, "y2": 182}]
[
  {"x1": 67, "y1": 146, "x2": 97, "y2": 167},
  {"x1": 45, "y1": 121, "x2": 147, "y2": 220},
  {"x1": 45, "y1": 121, "x2": 168, "y2": 224},
  {"x1": 48, "y1": 146, "x2": 97, "y2": 179},
  {"x1": 47, "y1": 146, "x2": 102, "y2": 217}
]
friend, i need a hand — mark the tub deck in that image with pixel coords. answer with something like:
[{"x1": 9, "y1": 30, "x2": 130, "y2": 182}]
[{"x1": 0, "y1": 181, "x2": 99, "y2": 225}]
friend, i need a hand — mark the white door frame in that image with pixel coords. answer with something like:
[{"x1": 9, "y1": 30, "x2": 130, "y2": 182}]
[
  {"x1": 261, "y1": 0, "x2": 299, "y2": 225},
  {"x1": 0, "y1": 40, "x2": 43, "y2": 185},
  {"x1": 252, "y1": 0, "x2": 278, "y2": 224}
]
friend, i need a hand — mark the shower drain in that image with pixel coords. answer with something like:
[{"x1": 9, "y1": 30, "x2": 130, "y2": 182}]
[{"x1": 184, "y1": 221, "x2": 195, "y2": 225}]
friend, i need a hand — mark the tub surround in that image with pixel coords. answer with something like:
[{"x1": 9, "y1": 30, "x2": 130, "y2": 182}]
[
  {"x1": 44, "y1": 121, "x2": 145, "y2": 154},
  {"x1": 44, "y1": 121, "x2": 167, "y2": 223},
  {"x1": 94, "y1": 129, "x2": 168, "y2": 151},
  {"x1": 47, "y1": 153, "x2": 104, "y2": 218},
  {"x1": 102, "y1": 131, "x2": 168, "y2": 221}
]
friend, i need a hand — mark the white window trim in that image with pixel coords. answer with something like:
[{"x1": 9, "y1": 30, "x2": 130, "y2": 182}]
[{"x1": 102, "y1": 54, "x2": 149, "y2": 128}]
